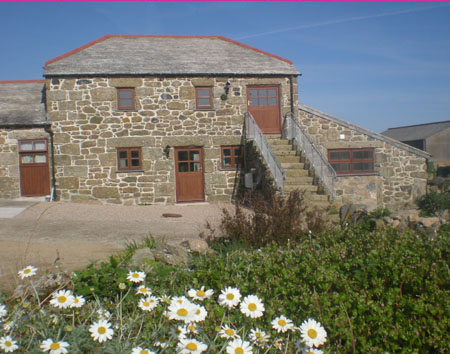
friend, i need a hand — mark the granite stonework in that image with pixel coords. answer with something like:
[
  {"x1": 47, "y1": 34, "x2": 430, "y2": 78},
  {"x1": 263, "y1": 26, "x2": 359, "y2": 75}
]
[
  {"x1": 298, "y1": 109, "x2": 427, "y2": 210},
  {"x1": 47, "y1": 76, "x2": 296, "y2": 204},
  {"x1": 0, "y1": 128, "x2": 51, "y2": 199}
]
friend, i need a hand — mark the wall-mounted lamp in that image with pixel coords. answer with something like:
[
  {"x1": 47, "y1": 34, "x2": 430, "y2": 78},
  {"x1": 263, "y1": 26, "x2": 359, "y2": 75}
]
[
  {"x1": 224, "y1": 81, "x2": 231, "y2": 95},
  {"x1": 163, "y1": 145, "x2": 170, "y2": 158}
]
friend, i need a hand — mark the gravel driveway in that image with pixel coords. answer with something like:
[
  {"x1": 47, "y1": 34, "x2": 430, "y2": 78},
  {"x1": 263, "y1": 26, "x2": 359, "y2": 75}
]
[{"x1": 0, "y1": 200, "x2": 229, "y2": 292}]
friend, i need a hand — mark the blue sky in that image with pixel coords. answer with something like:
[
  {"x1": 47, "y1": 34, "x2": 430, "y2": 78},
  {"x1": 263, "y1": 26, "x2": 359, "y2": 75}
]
[{"x1": 1, "y1": 1, "x2": 449, "y2": 132}]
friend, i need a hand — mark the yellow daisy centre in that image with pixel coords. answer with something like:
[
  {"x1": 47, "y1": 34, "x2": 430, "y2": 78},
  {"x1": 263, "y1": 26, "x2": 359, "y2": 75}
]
[
  {"x1": 278, "y1": 319, "x2": 287, "y2": 326},
  {"x1": 307, "y1": 328, "x2": 318, "y2": 338},
  {"x1": 58, "y1": 296, "x2": 67, "y2": 303},
  {"x1": 158, "y1": 337, "x2": 165, "y2": 343},
  {"x1": 248, "y1": 303, "x2": 257, "y2": 311},
  {"x1": 177, "y1": 299, "x2": 183, "y2": 304},
  {"x1": 139, "y1": 288, "x2": 147, "y2": 293},
  {"x1": 188, "y1": 324, "x2": 196, "y2": 331},
  {"x1": 196, "y1": 290, "x2": 206, "y2": 297},
  {"x1": 5, "y1": 341, "x2": 12, "y2": 347},
  {"x1": 74, "y1": 298, "x2": 79, "y2": 303},
  {"x1": 143, "y1": 301, "x2": 150, "y2": 307},
  {"x1": 196, "y1": 309, "x2": 201, "y2": 315},
  {"x1": 177, "y1": 308, "x2": 188, "y2": 317},
  {"x1": 226, "y1": 293, "x2": 234, "y2": 300},
  {"x1": 186, "y1": 342, "x2": 198, "y2": 350},
  {"x1": 50, "y1": 343, "x2": 60, "y2": 350},
  {"x1": 140, "y1": 350, "x2": 149, "y2": 354},
  {"x1": 98, "y1": 326, "x2": 106, "y2": 334},
  {"x1": 225, "y1": 328, "x2": 235, "y2": 336},
  {"x1": 24, "y1": 268, "x2": 31, "y2": 274},
  {"x1": 235, "y1": 348, "x2": 244, "y2": 354},
  {"x1": 132, "y1": 273, "x2": 139, "y2": 278}
]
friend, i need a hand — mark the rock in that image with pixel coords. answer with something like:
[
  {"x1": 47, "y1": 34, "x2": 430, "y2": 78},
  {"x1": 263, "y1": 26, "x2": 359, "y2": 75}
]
[
  {"x1": 130, "y1": 239, "x2": 188, "y2": 267},
  {"x1": 340, "y1": 204, "x2": 368, "y2": 226},
  {"x1": 130, "y1": 248, "x2": 155, "y2": 267},
  {"x1": 13, "y1": 272, "x2": 71, "y2": 300},
  {"x1": 418, "y1": 217, "x2": 440, "y2": 228},
  {"x1": 180, "y1": 239, "x2": 209, "y2": 253}
]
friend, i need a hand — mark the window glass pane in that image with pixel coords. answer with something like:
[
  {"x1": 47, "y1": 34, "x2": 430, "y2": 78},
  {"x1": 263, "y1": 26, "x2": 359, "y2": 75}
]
[
  {"x1": 119, "y1": 159, "x2": 128, "y2": 168},
  {"x1": 234, "y1": 147, "x2": 241, "y2": 156},
  {"x1": 223, "y1": 148, "x2": 231, "y2": 156},
  {"x1": 20, "y1": 142, "x2": 33, "y2": 151},
  {"x1": 178, "y1": 162, "x2": 189, "y2": 172},
  {"x1": 258, "y1": 97, "x2": 268, "y2": 106},
  {"x1": 131, "y1": 150, "x2": 139, "y2": 158},
  {"x1": 258, "y1": 90, "x2": 267, "y2": 97},
  {"x1": 120, "y1": 98, "x2": 133, "y2": 107},
  {"x1": 34, "y1": 141, "x2": 46, "y2": 150},
  {"x1": 235, "y1": 156, "x2": 241, "y2": 165},
  {"x1": 131, "y1": 159, "x2": 140, "y2": 167},
  {"x1": 35, "y1": 154, "x2": 46, "y2": 163},
  {"x1": 197, "y1": 89, "x2": 210, "y2": 98},
  {"x1": 119, "y1": 90, "x2": 132, "y2": 99},
  {"x1": 223, "y1": 157, "x2": 231, "y2": 166},
  {"x1": 249, "y1": 89, "x2": 258, "y2": 97},
  {"x1": 191, "y1": 162, "x2": 201, "y2": 172},
  {"x1": 267, "y1": 89, "x2": 276, "y2": 97},
  {"x1": 178, "y1": 151, "x2": 188, "y2": 161},
  {"x1": 249, "y1": 98, "x2": 258, "y2": 106},
  {"x1": 268, "y1": 97, "x2": 277, "y2": 106},
  {"x1": 21, "y1": 155, "x2": 34, "y2": 164},
  {"x1": 353, "y1": 151, "x2": 373, "y2": 160},
  {"x1": 190, "y1": 151, "x2": 200, "y2": 161},
  {"x1": 197, "y1": 98, "x2": 211, "y2": 106},
  {"x1": 119, "y1": 151, "x2": 128, "y2": 159},
  {"x1": 332, "y1": 163, "x2": 350, "y2": 172},
  {"x1": 330, "y1": 151, "x2": 350, "y2": 161},
  {"x1": 353, "y1": 162, "x2": 372, "y2": 171}
]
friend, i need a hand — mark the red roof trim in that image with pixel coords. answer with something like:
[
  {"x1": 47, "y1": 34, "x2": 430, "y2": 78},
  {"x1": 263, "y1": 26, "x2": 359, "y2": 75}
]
[
  {"x1": 0, "y1": 80, "x2": 45, "y2": 84},
  {"x1": 44, "y1": 34, "x2": 294, "y2": 66}
]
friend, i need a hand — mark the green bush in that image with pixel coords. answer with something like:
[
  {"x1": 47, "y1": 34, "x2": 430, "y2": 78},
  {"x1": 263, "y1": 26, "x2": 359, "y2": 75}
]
[{"x1": 416, "y1": 190, "x2": 450, "y2": 216}]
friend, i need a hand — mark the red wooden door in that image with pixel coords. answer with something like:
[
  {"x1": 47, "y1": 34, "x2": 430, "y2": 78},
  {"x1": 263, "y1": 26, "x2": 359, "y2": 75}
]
[
  {"x1": 247, "y1": 85, "x2": 281, "y2": 134},
  {"x1": 19, "y1": 140, "x2": 51, "y2": 197},
  {"x1": 175, "y1": 147, "x2": 205, "y2": 202}
]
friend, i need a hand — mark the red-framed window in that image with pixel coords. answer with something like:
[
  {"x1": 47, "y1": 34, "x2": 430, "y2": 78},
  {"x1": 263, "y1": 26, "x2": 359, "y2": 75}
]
[
  {"x1": 195, "y1": 87, "x2": 213, "y2": 109},
  {"x1": 221, "y1": 145, "x2": 243, "y2": 169},
  {"x1": 117, "y1": 147, "x2": 142, "y2": 171},
  {"x1": 328, "y1": 148, "x2": 375, "y2": 175},
  {"x1": 18, "y1": 139, "x2": 48, "y2": 165},
  {"x1": 117, "y1": 88, "x2": 135, "y2": 110}
]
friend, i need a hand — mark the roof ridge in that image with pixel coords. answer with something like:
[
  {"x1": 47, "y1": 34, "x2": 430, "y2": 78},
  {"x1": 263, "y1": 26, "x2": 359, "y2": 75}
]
[
  {"x1": 386, "y1": 120, "x2": 450, "y2": 130},
  {"x1": 0, "y1": 80, "x2": 45, "y2": 84},
  {"x1": 44, "y1": 34, "x2": 294, "y2": 67}
]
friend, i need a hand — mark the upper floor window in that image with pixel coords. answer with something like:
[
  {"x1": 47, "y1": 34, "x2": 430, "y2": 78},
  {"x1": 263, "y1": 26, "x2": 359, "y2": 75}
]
[
  {"x1": 221, "y1": 145, "x2": 243, "y2": 169},
  {"x1": 117, "y1": 88, "x2": 135, "y2": 110},
  {"x1": 117, "y1": 147, "x2": 142, "y2": 171},
  {"x1": 328, "y1": 148, "x2": 374, "y2": 175},
  {"x1": 195, "y1": 87, "x2": 213, "y2": 109}
]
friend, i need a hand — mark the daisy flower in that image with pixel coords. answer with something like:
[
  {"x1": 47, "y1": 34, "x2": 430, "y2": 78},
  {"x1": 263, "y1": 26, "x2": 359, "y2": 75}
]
[
  {"x1": 3, "y1": 321, "x2": 14, "y2": 332},
  {"x1": 131, "y1": 347, "x2": 155, "y2": 354},
  {"x1": 96, "y1": 308, "x2": 111, "y2": 320},
  {"x1": 70, "y1": 295, "x2": 85, "y2": 308},
  {"x1": 177, "y1": 338, "x2": 208, "y2": 354},
  {"x1": 295, "y1": 339, "x2": 323, "y2": 354},
  {"x1": 89, "y1": 319, "x2": 114, "y2": 343},
  {"x1": 191, "y1": 304, "x2": 207, "y2": 322},
  {"x1": 0, "y1": 304, "x2": 7, "y2": 318},
  {"x1": 299, "y1": 318, "x2": 327, "y2": 348},
  {"x1": 154, "y1": 336, "x2": 169, "y2": 349},
  {"x1": 168, "y1": 298, "x2": 197, "y2": 323},
  {"x1": 249, "y1": 328, "x2": 270, "y2": 347},
  {"x1": 218, "y1": 287, "x2": 241, "y2": 309},
  {"x1": 127, "y1": 270, "x2": 146, "y2": 283},
  {"x1": 170, "y1": 325, "x2": 188, "y2": 340},
  {"x1": 138, "y1": 296, "x2": 159, "y2": 312},
  {"x1": 240, "y1": 295, "x2": 265, "y2": 319},
  {"x1": 187, "y1": 286, "x2": 214, "y2": 301},
  {"x1": 40, "y1": 339, "x2": 69, "y2": 354},
  {"x1": 219, "y1": 325, "x2": 239, "y2": 339},
  {"x1": 18, "y1": 265, "x2": 38, "y2": 280},
  {"x1": 0, "y1": 336, "x2": 19, "y2": 353},
  {"x1": 186, "y1": 323, "x2": 200, "y2": 335},
  {"x1": 49, "y1": 290, "x2": 74, "y2": 309},
  {"x1": 226, "y1": 338, "x2": 253, "y2": 354},
  {"x1": 271, "y1": 315, "x2": 294, "y2": 333},
  {"x1": 136, "y1": 285, "x2": 152, "y2": 296}
]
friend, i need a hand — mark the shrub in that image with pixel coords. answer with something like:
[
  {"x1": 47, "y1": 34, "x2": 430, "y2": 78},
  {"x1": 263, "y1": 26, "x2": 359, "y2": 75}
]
[{"x1": 416, "y1": 190, "x2": 450, "y2": 216}]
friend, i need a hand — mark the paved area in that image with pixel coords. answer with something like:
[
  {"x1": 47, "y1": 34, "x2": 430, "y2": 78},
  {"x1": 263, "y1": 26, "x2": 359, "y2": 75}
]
[{"x1": 0, "y1": 200, "x2": 230, "y2": 293}]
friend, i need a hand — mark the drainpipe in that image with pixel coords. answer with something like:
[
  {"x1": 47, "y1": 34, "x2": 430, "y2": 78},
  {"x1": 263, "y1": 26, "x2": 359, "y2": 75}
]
[
  {"x1": 289, "y1": 76, "x2": 295, "y2": 116},
  {"x1": 44, "y1": 124, "x2": 57, "y2": 201}
]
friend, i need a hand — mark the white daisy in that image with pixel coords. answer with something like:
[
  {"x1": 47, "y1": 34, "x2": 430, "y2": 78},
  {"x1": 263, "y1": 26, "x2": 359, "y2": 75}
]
[
  {"x1": 138, "y1": 296, "x2": 159, "y2": 312},
  {"x1": 271, "y1": 315, "x2": 294, "y2": 333},
  {"x1": 154, "y1": 336, "x2": 169, "y2": 348},
  {"x1": 89, "y1": 319, "x2": 114, "y2": 342},
  {"x1": 299, "y1": 318, "x2": 327, "y2": 348},
  {"x1": 219, "y1": 325, "x2": 239, "y2": 339},
  {"x1": 186, "y1": 323, "x2": 200, "y2": 335},
  {"x1": 49, "y1": 290, "x2": 74, "y2": 309},
  {"x1": 168, "y1": 298, "x2": 197, "y2": 323},
  {"x1": 218, "y1": 287, "x2": 241, "y2": 309},
  {"x1": 187, "y1": 286, "x2": 214, "y2": 301},
  {"x1": 226, "y1": 338, "x2": 253, "y2": 354},
  {"x1": 136, "y1": 285, "x2": 152, "y2": 296},
  {"x1": 0, "y1": 336, "x2": 19, "y2": 353},
  {"x1": 3, "y1": 321, "x2": 14, "y2": 332},
  {"x1": 131, "y1": 346, "x2": 155, "y2": 354},
  {"x1": 295, "y1": 339, "x2": 323, "y2": 354},
  {"x1": 191, "y1": 304, "x2": 207, "y2": 323},
  {"x1": 249, "y1": 328, "x2": 270, "y2": 347},
  {"x1": 70, "y1": 295, "x2": 85, "y2": 308},
  {"x1": 239, "y1": 295, "x2": 265, "y2": 319},
  {"x1": 96, "y1": 308, "x2": 111, "y2": 320},
  {"x1": 0, "y1": 304, "x2": 7, "y2": 318},
  {"x1": 170, "y1": 325, "x2": 188, "y2": 340},
  {"x1": 40, "y1": 338, "x2": 69, "y2": 354},
  {"x1": 18, "y1": 265, "x2": 38, "y2": 279},
  {"x1": 127, "y1": 270, "x2": 146, "y2": 283},
  {"x1": 177, "y1": 338, "x2": 208, "y2": 354}
]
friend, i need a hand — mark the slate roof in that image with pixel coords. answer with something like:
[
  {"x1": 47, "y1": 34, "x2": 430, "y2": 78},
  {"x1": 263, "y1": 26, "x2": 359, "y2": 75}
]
[
  {"x1": 381, "y1": 121, "x2": 450, "y2": 141},
  {"x1": 0, "y1": 81, "x2": 48, "y2": 127},
  {"x1": 44, "y1": 35, "x2": 300, "y2": 77},
  {"x1": 299, "y1": 105, "x2": 430, "y2": 159}
]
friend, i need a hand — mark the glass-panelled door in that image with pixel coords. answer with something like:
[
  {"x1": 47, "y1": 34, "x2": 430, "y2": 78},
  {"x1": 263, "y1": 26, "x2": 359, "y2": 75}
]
[
  {"x1": 18, "y1": 139, "x2": 51, "y2": 196},
  {"x1": 247, "y1": 85, "x2": 281, "y2": 134},
  {"x1": 175, "y1": 147, "x2": 205, "y2": 202}
]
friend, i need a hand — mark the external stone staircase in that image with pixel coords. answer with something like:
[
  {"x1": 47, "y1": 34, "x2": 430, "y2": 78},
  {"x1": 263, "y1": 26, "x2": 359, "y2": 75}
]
[{"x1": 265, "y1": 135, "x2": 331, "y2": 209}]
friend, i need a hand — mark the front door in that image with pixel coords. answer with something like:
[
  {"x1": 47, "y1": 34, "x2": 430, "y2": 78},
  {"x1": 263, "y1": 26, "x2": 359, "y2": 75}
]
[
  {"x1": 18, "y1": 139, "x2": 51, "y2": 197},
  {"x1": 175, "y1": 147, "x2": 205, "y2": 202},
  {"x1": 247, "y1": 85, "x2": 281, "y2": 134}
]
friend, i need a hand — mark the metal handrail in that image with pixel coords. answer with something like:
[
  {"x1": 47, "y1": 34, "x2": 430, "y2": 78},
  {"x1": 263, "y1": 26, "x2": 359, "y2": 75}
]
[
  {"x1": 285, "y1": 113, "x2": 336, "y2": 196},
  {"x1": 245, "y1": 112, "x2": 286, "y2": 195}
]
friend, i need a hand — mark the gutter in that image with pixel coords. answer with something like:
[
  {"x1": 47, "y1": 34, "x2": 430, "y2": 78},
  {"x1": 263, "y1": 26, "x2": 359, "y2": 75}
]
[{"x1": 44, "y1": 124, "x2": 57, "y2": 201}]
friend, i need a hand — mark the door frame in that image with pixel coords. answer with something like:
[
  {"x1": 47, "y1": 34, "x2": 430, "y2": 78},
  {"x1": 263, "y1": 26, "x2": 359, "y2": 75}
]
[
  {"x1": 246, "y1": 84, "x2": 282, "y2": 134},
  {"x1": 174, "y1": 146, "x2": 205, "y2": 203}
]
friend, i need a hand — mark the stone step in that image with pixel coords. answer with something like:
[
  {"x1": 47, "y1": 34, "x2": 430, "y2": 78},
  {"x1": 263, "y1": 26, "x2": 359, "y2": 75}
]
[
  {"x1": 277, "y1": 155, "x2": 301, "y2": 163},
  {"x1": 271, "y1": 144, "x2": 294, "y2": 151},
  {"x1": 284, "y1": 184, "x2": 318, "y2": 192},
  {"x1": 274, "y1": 150, "x2": 298, "y2": 157},
  {"x1": 281, "y1": 162, "x2": 306, "y2": 169},
  {"x1": 266, "y1": 138, "x2": 290, "y2": 146},
  {"x1": 284, "y1": 176, "x2": 314, "y2": 184},
  {"x1": 284, "y1": 169, "x2": 309, "y2": 177}
]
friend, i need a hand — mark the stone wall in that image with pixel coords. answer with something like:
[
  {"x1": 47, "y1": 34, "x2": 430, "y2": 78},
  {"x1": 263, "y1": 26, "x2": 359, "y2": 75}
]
[
  {"x1": 0, "y1": 128, "x2": 51, "y2": 199},
  {"x1": 298, "y1": 109, "x2": 427, "y2": 210},
  {"x1": 46, "y1": 76, "x2": 296, "y2": 204}
]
